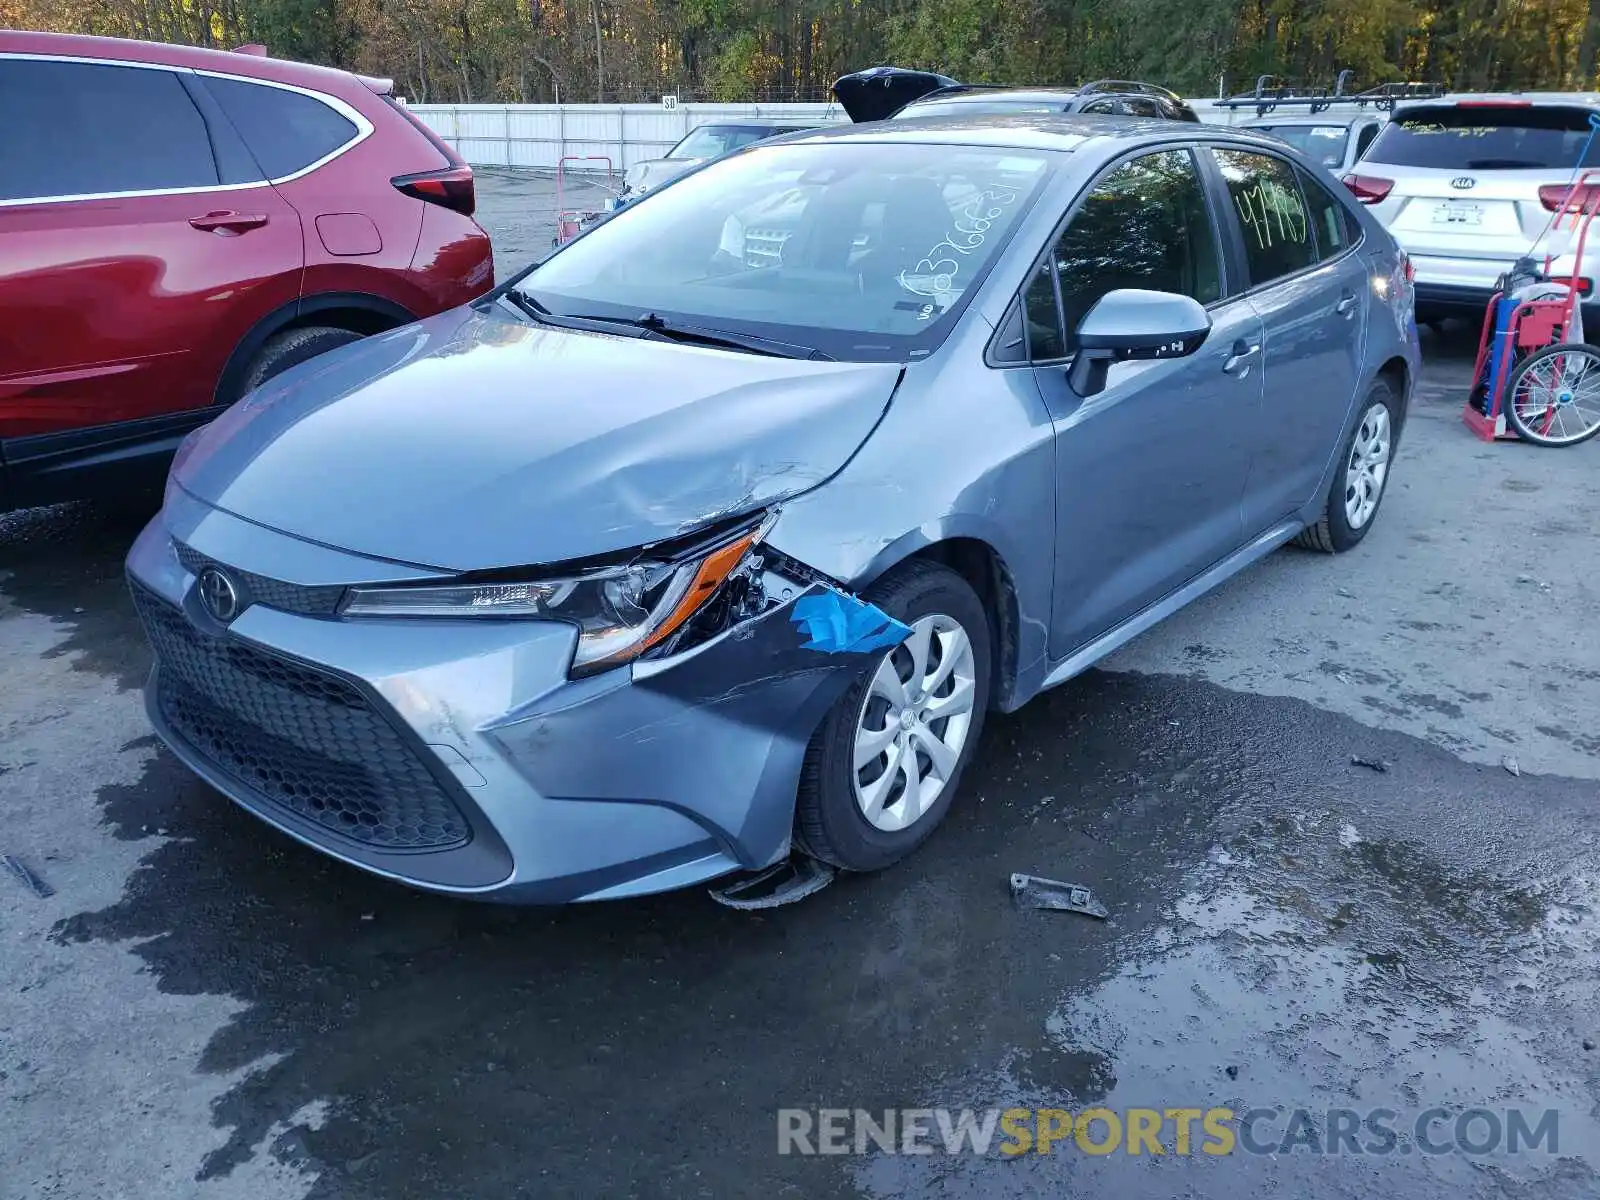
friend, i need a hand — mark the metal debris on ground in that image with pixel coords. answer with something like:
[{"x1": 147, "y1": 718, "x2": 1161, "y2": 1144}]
[
  {"x1": 1350, "y1": 755, "x2": 1390, "y2": 773},
  {"x1": 709, "y1": 856, "x2": 836, "y2": 910},
  {"x1": 1, "y1": 854, "x2": 55, "y2": 899},
  {"x1": 1502, "y1": 755, "x2": 1521, "y2": 777},
  {"x1": 1010, "y1": 873, "x2": 1109, "y2": 919}
]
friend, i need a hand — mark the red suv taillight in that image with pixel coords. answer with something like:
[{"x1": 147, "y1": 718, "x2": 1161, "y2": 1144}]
[
  {"x1": 1400, "y1": 251, "x2": 1415, "y2": 284},
  {"x1": 1342, "y1": 173, "x2": 1394, "y2": 205},
  {"x1": 1539, "y1": 182, "x2": 1600, "y2": 212},
  {"x1": 392, "y1": 166, "x2": 476, "y2": 217}
]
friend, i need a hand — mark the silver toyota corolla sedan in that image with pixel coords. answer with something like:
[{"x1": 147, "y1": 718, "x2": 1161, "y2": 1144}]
[{"x1": 128, "y1": 116, "x2": 1421, "y2": 903}]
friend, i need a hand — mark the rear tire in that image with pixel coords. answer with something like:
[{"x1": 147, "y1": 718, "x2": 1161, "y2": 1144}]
[
  {"x1": 1293, "y1": 379, "x2": 1399, "y2": 554},
  {"x1": 237, "y1": 325, "x2": 362, "y2": 398},
  {"x1": 794, "y1": 561, "x2": 992, "y2": 872}
]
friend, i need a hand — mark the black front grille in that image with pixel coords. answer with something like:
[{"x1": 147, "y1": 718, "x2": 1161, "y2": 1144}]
[
  {"x1": 173, "y1": 541, "x2": 346, "y2": 616},
  {"x1": 132, "y1": 583, "x2": 471, "y2": 851}
]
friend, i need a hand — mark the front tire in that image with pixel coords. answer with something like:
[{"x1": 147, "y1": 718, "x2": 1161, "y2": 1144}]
[
  {"x1": 1294, "y1": 379, "x2": 1398, "y2": 554},
  {"x1": 795, "y1": 561, "x2": 992, "y2": 872},
  {"x1": 236, "y1": 325, "x2": 363, "y2": 399}
]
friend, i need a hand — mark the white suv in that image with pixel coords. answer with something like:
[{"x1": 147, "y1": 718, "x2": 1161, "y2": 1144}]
[{"x1": 1344, "y1": 96, "x2": 1600, "y2": 321}]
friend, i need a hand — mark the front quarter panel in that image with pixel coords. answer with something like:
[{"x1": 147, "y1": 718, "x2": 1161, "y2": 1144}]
[{"x1": 764, "y1": 311, "x2": 1059, "y2": 710}]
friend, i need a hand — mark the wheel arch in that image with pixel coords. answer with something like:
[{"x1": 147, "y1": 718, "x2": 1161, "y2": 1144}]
[
  {"x1": 213, "y1": 292, "x2": 418, "y2": 406},
  {"x1": 849, "y1": 531, "x2": 1024, "y2": 714},
  {"x1": 1375, "y1": 355, "x2": 1411, "y2": 435}
]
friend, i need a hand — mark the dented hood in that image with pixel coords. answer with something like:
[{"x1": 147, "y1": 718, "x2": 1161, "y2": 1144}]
[
  {"x1": 173, "y1": 306, "x2": 901, "y2": 573},
  {"x1": 831, "y1": 66, "x2": 959, "y2": 122}
]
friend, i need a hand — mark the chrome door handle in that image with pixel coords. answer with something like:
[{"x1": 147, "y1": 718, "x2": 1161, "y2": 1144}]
[
  {"x1": 1336, "y1": 294, "x2": 1358, "y2": 316},
  {"x1": 1222, "y1": 342, "x2": 1260, "y2": 375}
]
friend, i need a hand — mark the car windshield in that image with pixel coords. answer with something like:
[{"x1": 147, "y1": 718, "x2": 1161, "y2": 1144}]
[
  {"x1": 520, "y1": 141, "x2": 1053, "y2": 362},
  {"x1": 1252, "y1": 123, "x2": 1351, "y2": 168},
  {"x1": 897, "y1": 98, "x2": 1068, "y2": 119},
  {"x1": 667, "y1": 125, "x2": 782, "y2": 160},
  {"x1": 1364, "y1": 105, "x2": 1600, "y2": 169}
]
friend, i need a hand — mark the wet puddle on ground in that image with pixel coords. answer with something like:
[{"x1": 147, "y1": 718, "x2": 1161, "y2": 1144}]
[{"x1": 854, "y1": 805, "x2": 1600, "y2": 1198}]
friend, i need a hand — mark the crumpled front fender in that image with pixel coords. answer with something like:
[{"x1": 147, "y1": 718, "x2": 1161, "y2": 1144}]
[{"x1": 486, "y1": 583, "x2": 910, "y2": 874}]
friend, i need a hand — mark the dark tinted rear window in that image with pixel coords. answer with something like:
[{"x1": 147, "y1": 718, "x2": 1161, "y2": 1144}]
[
  {"x1": 1365, "y1": 105, "x2": 1600, "y2": 169},
  {"x1": 203, "y1": 76, "x2": 359, "y2": 178},
  {"x1": 0, "y1": 59, "x2": 217, "y2": 201}
]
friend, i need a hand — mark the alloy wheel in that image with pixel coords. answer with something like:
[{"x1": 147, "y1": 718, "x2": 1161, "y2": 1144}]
[
  {"x1": 851, "y1": 613, "x2": 978, "y2": 832},
  {"x1": 1344, "y1": 401, "x2": 1392, "y2": 531}
]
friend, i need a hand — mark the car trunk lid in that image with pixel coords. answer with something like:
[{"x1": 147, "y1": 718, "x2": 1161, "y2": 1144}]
[{"x1": 831, "y1": 66, "x2": 959, "y2": 123}]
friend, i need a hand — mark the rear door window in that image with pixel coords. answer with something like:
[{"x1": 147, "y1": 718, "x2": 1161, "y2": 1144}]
[
  {"x1": 201, "y1": 76, "x2": 360, "y2": 179},
  {"x1": 1297, "y1": 166, "x2": 1359, "y2": 260},
  {"x1": 0, "y1": 59, "x2": 218, "y2": 201},
  {"x1": 1364, "y1": 105, "x2": 1600, "y2": 169},
  {"x1": 1120, "y1": 97, "x2": 1165, "y2": 118},
  {"x1": 1213, "y1": 149, "x2": 1318, "y2": 286}
]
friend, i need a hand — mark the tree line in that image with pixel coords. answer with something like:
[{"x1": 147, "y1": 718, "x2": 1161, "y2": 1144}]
[{"x1": 8, "y1": 0, "x2": 1600, "y2": 105}]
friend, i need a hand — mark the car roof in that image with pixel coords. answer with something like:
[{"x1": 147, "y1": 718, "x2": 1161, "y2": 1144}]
[
  {"x1": 1244, "y1": 113, "x2": 1375, "y2": 126},
  {"x1": 0, "y1": 29, "x2": 383, "y2": 96},
  {"x1": 910, "y1": 87, "x2": 1085, "y2": 104},
  {"x1": 1394, "y1": 92, "x2": 1600, "y2": 113},
  {"x1": 773, "y1": 112, "x2": 1290, "y2": 154}
]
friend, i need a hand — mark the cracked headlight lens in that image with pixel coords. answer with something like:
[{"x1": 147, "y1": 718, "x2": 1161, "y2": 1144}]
[{"x1": 341, "y1": 525, "x2": 763, "y2": 675}]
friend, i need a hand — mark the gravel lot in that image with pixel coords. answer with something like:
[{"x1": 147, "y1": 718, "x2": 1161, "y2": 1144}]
[{"x1": 2, "y1": 169, "x2": 1599, "y2": 1200}]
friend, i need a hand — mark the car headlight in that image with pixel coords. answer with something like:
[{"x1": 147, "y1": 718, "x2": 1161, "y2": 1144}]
[{"x1": 340, "y1": 522, "x2": 766, "y2": 675}]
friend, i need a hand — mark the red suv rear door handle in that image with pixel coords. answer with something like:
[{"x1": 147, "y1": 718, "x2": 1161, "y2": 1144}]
[{"x1": 189, "y1": 211, "x2": 269, "y2": 234}]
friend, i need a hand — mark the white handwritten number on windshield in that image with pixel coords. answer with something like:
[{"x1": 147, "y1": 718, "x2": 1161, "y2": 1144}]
[{"x1": 898, "y1": 188, "x2": 1021, "y2": 306}]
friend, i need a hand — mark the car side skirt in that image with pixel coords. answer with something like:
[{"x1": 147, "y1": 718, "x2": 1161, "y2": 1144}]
[
  {"x1": 1036, "y1": 517, "x2": 1305, "y2": 693},
  {"x1": 1, "y1": 405, "x2": 225, "y2": 512}
]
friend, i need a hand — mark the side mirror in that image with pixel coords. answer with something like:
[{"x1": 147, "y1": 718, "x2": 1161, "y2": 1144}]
[{"x1": 1068, "y1": 288, "x2": 1211, "y2": 397}]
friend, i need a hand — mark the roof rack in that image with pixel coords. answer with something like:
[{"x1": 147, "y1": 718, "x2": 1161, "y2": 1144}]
[
  {"x1": 1078, "y1": 79, "x2": 1184, "y2": 101},
  {"x1": 1215, "y1": 70, "x2": 1445, "y2": 116}
]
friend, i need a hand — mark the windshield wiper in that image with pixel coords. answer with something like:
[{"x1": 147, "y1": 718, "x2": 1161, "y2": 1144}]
[
  {"x1": 502, "y1": 293, "x2": 830, "y2": 360},
  {"x1": 1465, "y1": 158, "x2": 1544, "y2": 169},
  {"x1": 499, "y1": 288, "x2": 551, "y2": 323},
  {"x1": 585, "y1": 310, "x2": 833, "y2": 360}
]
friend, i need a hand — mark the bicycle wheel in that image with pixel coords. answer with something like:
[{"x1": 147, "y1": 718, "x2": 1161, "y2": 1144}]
[{"x1": 1505, "y1": 343, "x2": 1600, "y2": 446}]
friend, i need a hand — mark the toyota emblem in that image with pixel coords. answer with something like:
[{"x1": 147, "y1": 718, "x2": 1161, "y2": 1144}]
[
  {"x1": 1450, "y1": 176, "x2": 1477, "y2": 190},
  {"x1": 197, "y1": 566, "x2": 240, "y2": 623}
]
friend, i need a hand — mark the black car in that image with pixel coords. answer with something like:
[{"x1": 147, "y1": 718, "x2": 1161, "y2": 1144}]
[{"x1": 832, "y1": 65, "x2": 1201, "y2": 123}]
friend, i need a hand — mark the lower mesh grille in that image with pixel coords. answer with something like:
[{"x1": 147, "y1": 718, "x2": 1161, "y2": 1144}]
[{"x1": 132, "y1": 582, "x2": 471, "y2": 851}]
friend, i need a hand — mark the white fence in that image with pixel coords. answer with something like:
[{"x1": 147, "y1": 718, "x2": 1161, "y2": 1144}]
[
  {"x1": 408, "y1": 102, "x2": 845, "y2": 171},
  {"x1": 408, "y1": 99, "x2": 1262, "y2": 170}
]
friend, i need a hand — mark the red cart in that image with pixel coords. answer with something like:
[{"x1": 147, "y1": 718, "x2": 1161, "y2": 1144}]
[
  {"x1": 1465, "y1": 168, "x2": 1600, "y2": 447},
  {"x1": 554, "y1": 155, "x2": 618, "y2": 245}
]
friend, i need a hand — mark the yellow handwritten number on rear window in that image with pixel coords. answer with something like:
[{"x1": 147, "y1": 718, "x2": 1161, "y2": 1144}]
[{"x1": 1234, "y1": 180, "x2": 1308, "y2": 251}]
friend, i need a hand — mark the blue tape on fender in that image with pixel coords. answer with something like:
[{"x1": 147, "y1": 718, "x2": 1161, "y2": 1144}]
[{"x1": 791, "y1": 590, "x2": 912, "y2": 655}]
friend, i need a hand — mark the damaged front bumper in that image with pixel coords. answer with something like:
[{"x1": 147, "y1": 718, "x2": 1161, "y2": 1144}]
[{"x1": 125, "y1": 503, "x2": 906, "y2": 903}]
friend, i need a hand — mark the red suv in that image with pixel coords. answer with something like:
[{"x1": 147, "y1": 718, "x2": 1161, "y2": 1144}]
[{"x1": 0, "y1": 31, "x2": 494, "y2": 513}]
